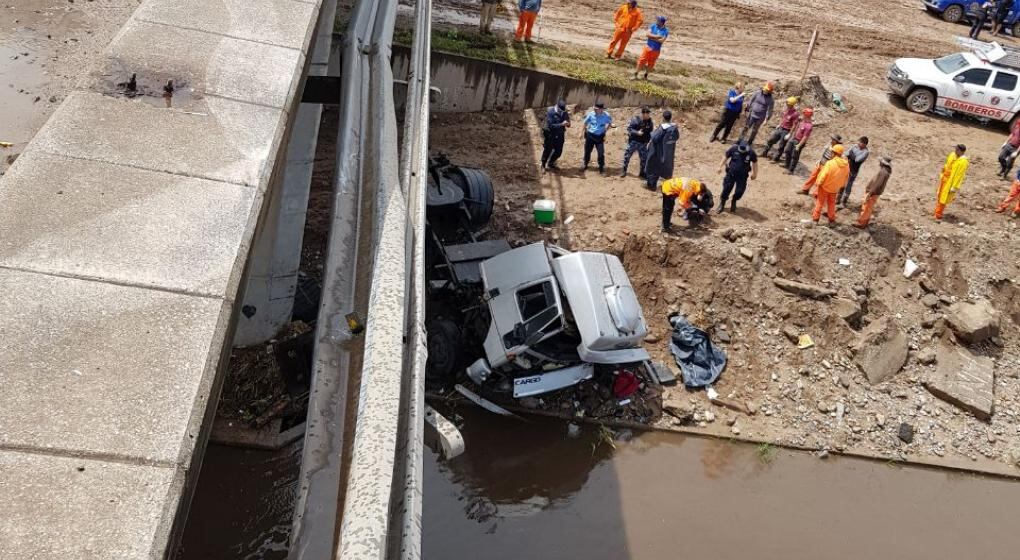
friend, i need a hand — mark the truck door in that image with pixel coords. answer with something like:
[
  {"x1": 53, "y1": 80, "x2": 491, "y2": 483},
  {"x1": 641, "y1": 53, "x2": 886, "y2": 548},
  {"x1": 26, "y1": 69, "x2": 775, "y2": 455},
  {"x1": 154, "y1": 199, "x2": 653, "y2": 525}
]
[
  {"x1": 989, "y1": 70, "x2": 1019, "y2": 121},
  {"x1": 946, "y1": 67, "x2": 994, "y2": 117}
]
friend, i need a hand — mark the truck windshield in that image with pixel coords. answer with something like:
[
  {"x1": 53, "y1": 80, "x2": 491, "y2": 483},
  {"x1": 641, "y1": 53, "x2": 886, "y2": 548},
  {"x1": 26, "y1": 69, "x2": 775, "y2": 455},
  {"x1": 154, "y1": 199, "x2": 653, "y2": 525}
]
[{"x1": 935, "y1": 54, "x2": 969, "y2": 74}]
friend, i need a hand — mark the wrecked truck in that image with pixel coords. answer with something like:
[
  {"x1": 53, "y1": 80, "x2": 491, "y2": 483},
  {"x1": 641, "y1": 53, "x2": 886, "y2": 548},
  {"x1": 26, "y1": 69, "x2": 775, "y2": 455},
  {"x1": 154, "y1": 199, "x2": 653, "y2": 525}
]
[{"x1": 424, "y1": 155, "x2": 670, "y2": 401}]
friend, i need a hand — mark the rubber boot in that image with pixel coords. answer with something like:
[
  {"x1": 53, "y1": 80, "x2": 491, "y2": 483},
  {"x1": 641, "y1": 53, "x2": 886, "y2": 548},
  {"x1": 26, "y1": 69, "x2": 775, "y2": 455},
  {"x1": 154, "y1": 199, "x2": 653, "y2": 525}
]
[
  {"x1": 717, "y1": 198, "x2": 727, "y2": 214},
  {"x1": 730, "y1": 198, "x2": 737, "y2": 212}
]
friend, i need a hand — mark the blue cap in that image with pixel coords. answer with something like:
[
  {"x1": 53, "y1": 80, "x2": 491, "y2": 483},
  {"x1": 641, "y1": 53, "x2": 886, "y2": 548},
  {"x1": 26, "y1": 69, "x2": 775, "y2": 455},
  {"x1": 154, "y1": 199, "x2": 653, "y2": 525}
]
[{"x1": 657, "y1": 15, "x2": 667, "y2": 23}]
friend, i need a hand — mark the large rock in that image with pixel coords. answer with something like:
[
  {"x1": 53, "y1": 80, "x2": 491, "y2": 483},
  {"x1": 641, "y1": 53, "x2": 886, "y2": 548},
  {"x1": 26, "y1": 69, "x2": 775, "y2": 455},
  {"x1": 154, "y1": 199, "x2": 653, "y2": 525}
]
[
  {"x1": 832, "y1": 297, "x2": 862, "y2": 326},
  {"x1": 855, "y1": 317, "x2": 909, "y2": 384},
  {"x1": 924, "y1": 343, "x2": 995, "y2": 421},
  {"x1": 945, "y1": 299, "x2": 1000, "y2": 344}
]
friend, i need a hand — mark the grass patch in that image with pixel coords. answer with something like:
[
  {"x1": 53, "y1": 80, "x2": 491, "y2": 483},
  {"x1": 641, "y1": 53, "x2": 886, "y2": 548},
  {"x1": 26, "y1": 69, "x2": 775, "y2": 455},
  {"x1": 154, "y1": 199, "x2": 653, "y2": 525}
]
[
  {"x1": 757, "y1": 442, "x2": 778, "y2": 464},
  {"x1": 591, "y1": 424, "x2": 618, "y2": 457},
  {"x1": 394, "y1": 27, "x2": 740, "y2": 107}
]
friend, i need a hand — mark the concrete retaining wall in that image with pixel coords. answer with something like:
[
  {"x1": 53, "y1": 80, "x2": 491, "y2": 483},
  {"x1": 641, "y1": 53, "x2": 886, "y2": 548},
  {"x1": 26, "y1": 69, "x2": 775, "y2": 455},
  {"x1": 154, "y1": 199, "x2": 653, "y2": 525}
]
[
  {"x1": 0, "y1": 1, "x2": 328, "y2": 558},
  {"x1": 389, "y1": 44, "x2": 668, "y2": 113}
]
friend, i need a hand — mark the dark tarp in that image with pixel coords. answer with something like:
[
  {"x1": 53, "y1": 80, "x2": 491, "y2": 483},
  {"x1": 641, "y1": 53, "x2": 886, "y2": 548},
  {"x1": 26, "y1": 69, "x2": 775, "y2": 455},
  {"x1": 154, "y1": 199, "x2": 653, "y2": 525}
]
[{"x1": 668, "y1": 314, "x2": 726, "y2": 388}]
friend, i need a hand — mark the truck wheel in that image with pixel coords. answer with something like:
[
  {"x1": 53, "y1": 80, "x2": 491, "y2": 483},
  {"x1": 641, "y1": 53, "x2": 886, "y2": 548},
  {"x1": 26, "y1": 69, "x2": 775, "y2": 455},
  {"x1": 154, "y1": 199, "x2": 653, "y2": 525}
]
[
  {"x1": 906, "y1": 88, "x2": 936, "y2": 114},
  {"x1": 942, "y1": 4, "x2": 964, "y2": 23},
  {"x1": 1012, "y1": 21, "x2": 1020, "y2": 37},
  {"x1": 426, "y1": 318, "x2": 461, "y2": 382},
  {"x1": 459, "y1": 167, "x2": 495, "y2": 227}
]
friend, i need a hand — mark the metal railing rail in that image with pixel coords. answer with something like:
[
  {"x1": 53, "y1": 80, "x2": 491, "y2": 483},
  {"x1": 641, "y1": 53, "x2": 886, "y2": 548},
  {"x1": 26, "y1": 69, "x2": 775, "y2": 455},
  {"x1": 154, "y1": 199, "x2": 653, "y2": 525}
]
[{"x1": 290, "y1": 0, "x2": 430, "y2": 557}]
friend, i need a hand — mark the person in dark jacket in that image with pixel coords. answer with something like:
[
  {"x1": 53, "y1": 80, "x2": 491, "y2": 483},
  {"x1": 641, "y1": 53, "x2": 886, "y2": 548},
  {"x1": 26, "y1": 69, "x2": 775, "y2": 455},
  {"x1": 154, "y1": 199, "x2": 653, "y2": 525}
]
[
  {"x1": 837, "y1": 136, "x2": 870, "y2": 208},
  {"x1": 709, "y1": 81, "x2": 744, "y2": 143},
  {"x1": 717, "y1": 140, "x2": 758, "y2": 213},
  {"x1": 970, "y1": 0, "x2": 995, "y2": 39},
  {"x1": 854, "y1": 156, "x2": 891, "y2": 228},
  {"x1": 621, "y1": 106, "x2": 654, "y2": 177},
  {"x1": 541, "y1": 100, "x2": 571, "y2": 171},
  {"x1": 645, "y1": 109, "x2": 679, "y2": 189},
  {"x1": 737, "y1": 82, "x2": 775, "y2": 145},
  {"x1": 992, "y1": 0, "x2": 1012, "y2": 35}
]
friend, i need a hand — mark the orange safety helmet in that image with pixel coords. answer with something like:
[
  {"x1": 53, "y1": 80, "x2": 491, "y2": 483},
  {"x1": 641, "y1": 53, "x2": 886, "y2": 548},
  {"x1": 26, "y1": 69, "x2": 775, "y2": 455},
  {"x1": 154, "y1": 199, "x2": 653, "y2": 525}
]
[
  {"x1": 763, "y1": 81, "x2": 775, "y2": 93},
  {"x1": 802, "y1": 107, "x2": 814, "y2": 118}
]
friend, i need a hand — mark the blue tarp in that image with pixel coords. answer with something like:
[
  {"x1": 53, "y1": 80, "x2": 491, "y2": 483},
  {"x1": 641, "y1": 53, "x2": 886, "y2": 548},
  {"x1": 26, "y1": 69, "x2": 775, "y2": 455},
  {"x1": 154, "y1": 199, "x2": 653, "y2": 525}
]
[{"x1": 668, "y1": 314, "x2": 727, "y2": 388}]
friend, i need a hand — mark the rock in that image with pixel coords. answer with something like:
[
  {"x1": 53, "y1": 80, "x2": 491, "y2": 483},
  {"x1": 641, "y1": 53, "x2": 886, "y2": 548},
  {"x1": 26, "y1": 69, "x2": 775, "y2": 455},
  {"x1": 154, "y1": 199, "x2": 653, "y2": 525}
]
[
  {"x1": 740, "y1": 247, "x2": 755, "y2": 260},
  {"x1": 832, "y1": 297, "x2": 862, "y2": 326},
  {"x1": 1010, "y1": 447, "x2": 1020, "y2": 467},
  {"x1": 855, "y1": 317, "x2": 909, "y2": 384},
  {"x1": 715, "y1": 329, "x2": 731, "y2": 343},
  {"x1": 726, "y1": 416, "x2": 737, "y2": 426},
  {"x1": 817, "y1": 449, "x2": 830, "y2": 459},
  {"x1": 945, "y1": 299, "x2": 1000, "y2": 344},
  {"x1": 923, "y1": 343, "x2": 995, "y2": 421},
  {"x1": 921, "y1": 294, "x2": 940, "y2": 308},
  {"x1": 839, "y1": 374, "x2": 851, "y2": 388},
  {"x1": 722, "y1": 228, "x2": 737, "y2": 242},
  {"x1": 917, "y1": 348, "x2": 937, "y2": 365},
  {"x1": 875, "y1": 413, "x2": 885, "y2": 427},
  {"x1": 817, "y1": 401, "x2": 831, "y2": 413},
  {"x1": 898, "y1": 422, "x2": 914, "y2": 443},
  {"x1": 836, "y1": 402, "x2": 845, "y2": 423},
  {"x1": 730, "y1": 425, "x2": 741, "y2": 435},
  {"x1": 745, "y1": 401, "x2": 758, "y2": 415},
  {"x1": 919, "y1": 278, "x2": 937, "y2": 293},
  {"x1": 644, "y1": 333, "x2": 661, "y2": 343},
  {"x1": 774, "y1": 277, "x2": 836, "y2": 299},
  {"x1": 782, "y1": 325, "x2": 800, "y2": 343},
  {"x1": 567, "y1": 423, "x2": 581, "y2": 438},
  {"x1": 921, "y1": 313, "x2": 938, "y2": 329},
  {"x1": 703, "y1": 410, "x2": 716, "y2": 423}
]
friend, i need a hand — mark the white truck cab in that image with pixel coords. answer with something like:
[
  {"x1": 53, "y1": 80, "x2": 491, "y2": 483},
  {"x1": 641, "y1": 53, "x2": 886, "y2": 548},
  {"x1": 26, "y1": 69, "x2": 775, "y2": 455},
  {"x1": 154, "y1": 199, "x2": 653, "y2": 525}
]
[{"x1": 888, "y1": 39, "x2": 1020, "y2": 124}]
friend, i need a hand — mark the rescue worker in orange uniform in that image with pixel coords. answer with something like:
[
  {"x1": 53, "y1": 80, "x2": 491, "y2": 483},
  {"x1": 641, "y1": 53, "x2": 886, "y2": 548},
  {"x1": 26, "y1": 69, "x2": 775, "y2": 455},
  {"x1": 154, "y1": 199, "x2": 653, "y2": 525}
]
[
  {"x1": 995, "y1": 165, "x2": 1020, "y2": 217},
  {"x1": 661, "y1": 177, "x2": 703, "y2": 232},
  {"x1": 799, "y1": 134, "x2": 843, "y2": 194},
  {"x1": 606, "y1": 0, "x2": 643, "y2": 61},
  {"x1": 811, "y1": 144, "x2": 849, "y2": 224},
  {"x1": 854, "y1": 156, "x2": 892, "y2": 228},
  {"x1": 934, "y1": 144, "x2": 969, "y2": 221}
]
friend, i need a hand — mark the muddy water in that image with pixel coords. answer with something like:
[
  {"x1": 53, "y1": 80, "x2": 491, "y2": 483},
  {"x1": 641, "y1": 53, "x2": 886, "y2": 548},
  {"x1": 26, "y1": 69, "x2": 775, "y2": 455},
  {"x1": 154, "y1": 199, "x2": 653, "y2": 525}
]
[
  {"x1": 183, "y1": 407, "x2": 1020, "y2": 559},
  {"x1": 425, "y1": 410, "x2": 1020, "y2": 560}
]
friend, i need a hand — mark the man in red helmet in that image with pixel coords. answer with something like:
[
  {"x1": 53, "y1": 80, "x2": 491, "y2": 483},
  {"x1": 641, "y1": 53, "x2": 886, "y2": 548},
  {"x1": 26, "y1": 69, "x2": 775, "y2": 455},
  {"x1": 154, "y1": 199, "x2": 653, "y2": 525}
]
[{"x1": 778, "y1": 107, "x2": 814, "y2": 171}]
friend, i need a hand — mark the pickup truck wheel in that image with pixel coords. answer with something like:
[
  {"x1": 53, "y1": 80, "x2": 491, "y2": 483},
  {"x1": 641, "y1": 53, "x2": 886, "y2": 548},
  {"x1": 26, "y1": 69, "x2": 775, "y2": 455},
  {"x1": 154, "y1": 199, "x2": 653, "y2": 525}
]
[
  {"x1": 942, "y1": 4, "x2": 964, "y2": 23},
  {"x1": 1012, "y1": 21, "x2": 1020, "y2": 37},
  {"x1": 426, "y1": 318, "x2": 461, "y2": 382},
  {"x1": 906, "y1": 88, "x2": 936, "y2": 114}
]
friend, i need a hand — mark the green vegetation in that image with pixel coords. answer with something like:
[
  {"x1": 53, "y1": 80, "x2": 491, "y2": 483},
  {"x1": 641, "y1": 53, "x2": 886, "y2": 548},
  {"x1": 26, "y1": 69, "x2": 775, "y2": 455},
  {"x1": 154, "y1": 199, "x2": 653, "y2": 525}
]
[
  {"x1": 757, "y1": 442, "x2": 778, "y2": 464},
  {"x1": 592, "y1": 424, "x2": 618, "y2": 457},
  {"x1": 394, "y1": 28, "x2": 739, "y2": 107}
]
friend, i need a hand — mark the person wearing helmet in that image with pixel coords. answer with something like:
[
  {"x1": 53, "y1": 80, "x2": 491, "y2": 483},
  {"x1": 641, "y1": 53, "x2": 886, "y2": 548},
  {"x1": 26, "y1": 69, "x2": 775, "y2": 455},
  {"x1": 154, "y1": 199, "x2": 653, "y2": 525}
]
[
  {"x1": 606, "y1": 0, "x2": 644, "y2": 60},
  {"x1": 661, "y1": 177, "x2": 703, "y2": 232},
  {"x1": 634, "y1": 16, "x2": 669, "y2": 80},
  {"x1": 761, "y1": 96, "x2": 800, "y2": 158},
  {"x1": 811, "y1": 144, "x2": 849, "y2": 225},
  {"x1": 779, "y1": 106, "x2": 814, "y2": 170},
  {"x1": 621, "y1": 106, "x2": 654, "y2": 178},
  {"x1": 717, "y1": 140, "x2": 758, "y2": 213},
  {"x1": 855, "y1": 156, "x2": 892, "y2": 228},
  {"x1": 800, "y1": 133, "x2": 843, "y2": 194},
  {"x1": 737, "y1": 82, "x2": 776, "y2": 145},
  {"x1": 935, "y1": 144, "x2": 969, "y2": 221},
  {"x1": 837, "y1": 136, "x2": 870, "y2": 208}
]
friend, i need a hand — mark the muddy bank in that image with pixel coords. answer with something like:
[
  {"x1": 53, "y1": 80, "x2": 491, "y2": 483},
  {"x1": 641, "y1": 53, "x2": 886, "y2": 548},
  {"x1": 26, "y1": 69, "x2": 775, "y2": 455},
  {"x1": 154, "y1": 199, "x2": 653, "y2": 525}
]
[
  {"x1": 429, "y1": 83, "x2": 1020, "y2": 472},
  {"x1": 426, "y1": 408, "x2": 1020, "y2": 560}
]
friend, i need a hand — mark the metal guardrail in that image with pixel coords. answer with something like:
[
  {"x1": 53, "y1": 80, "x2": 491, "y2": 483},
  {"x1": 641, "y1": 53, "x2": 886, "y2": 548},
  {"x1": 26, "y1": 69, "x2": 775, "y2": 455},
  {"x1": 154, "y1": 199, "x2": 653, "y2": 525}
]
[{"x1": 289, "y1": 0, "x2": 430, "y2": 557}]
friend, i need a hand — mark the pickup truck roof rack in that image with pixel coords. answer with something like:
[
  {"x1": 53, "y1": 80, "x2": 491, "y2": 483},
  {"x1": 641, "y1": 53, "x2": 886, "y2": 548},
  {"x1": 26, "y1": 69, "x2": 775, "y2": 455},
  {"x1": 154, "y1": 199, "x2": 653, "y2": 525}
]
[{"x1": 956, "y1": 37, "x2": 1020, "y2": 71}]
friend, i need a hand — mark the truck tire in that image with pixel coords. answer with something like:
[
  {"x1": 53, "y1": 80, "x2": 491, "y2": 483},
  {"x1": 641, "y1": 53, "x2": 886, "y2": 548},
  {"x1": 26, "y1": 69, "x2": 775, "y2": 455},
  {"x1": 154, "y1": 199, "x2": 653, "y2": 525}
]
[
  {"x1": 426, "y1": 318, "x2": 461, "y2": 382},
  {"x1": 906, "y1": 88, "x2": 936, "y2": 114},
  {"x1": 942, "y1": 4, "x2": 964, "y2": 23},
  {"x1": 1013, "y1": 21, "x2": 1020, "y2": 37},
  {"x1": 458, "y1": 167, "x2": 495, "y2": 227}
]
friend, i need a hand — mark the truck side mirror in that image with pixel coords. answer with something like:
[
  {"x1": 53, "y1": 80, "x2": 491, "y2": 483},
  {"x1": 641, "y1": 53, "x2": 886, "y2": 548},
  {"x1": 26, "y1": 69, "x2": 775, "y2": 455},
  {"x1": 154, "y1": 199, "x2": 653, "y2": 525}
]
[{"x1": 953, "y1": 74, "x2": 966, "y2": 83}]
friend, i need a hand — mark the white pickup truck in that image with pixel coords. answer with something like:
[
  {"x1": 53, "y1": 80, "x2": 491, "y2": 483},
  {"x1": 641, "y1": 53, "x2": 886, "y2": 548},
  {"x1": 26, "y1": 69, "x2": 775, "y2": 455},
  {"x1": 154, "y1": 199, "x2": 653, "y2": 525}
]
[{"x1": 888, "y1": 39, "x2": 1020, "y2": 125}]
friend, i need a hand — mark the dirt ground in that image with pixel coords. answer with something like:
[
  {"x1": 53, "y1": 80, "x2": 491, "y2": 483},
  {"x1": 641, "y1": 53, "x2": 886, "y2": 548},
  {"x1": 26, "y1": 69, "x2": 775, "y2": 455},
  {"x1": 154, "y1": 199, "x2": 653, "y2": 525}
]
[{"x1": 427, "y1": 0, "x2": 1020, "y2": 471}]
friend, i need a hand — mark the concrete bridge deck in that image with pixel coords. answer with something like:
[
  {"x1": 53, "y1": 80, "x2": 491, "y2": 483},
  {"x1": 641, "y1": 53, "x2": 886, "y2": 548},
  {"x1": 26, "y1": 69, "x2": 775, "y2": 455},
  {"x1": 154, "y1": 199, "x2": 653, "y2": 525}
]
[{"x1": 0, "y1": 0, "x2": 327, "y2": 557}]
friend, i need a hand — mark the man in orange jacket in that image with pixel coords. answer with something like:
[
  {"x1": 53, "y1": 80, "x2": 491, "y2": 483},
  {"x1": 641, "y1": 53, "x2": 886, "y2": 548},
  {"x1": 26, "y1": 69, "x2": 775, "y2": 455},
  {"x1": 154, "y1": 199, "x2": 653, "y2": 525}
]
[
  {"x1": 811, "y1": 144, "x2": 849, "y2": 224},
  {"x1": 996, "y1": 166, "x2": 1020, "y2": 217},
  {"x1": 606, "y1": 0, "x2": 643, "y2": 60}
]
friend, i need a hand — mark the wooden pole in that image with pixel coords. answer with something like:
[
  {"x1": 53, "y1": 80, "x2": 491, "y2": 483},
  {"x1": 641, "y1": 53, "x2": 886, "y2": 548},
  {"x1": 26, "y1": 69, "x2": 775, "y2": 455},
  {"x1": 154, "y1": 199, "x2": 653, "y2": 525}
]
[{"x1": 801, "y1": 26, "x2": 819, "y2": 82}]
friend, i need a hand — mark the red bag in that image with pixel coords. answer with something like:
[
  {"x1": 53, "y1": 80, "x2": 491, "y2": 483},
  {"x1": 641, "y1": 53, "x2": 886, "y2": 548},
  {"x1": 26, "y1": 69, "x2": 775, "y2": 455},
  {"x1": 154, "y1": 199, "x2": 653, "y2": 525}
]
[{"x1": 613, "y1": 369, "x2": 640, "y2": 398}]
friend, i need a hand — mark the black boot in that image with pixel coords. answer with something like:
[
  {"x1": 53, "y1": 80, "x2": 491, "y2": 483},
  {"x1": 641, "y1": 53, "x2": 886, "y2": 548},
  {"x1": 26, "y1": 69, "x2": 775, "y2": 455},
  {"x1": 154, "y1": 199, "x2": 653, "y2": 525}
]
[
  {"x1": 730, "y1": 199, "x2": 737, "y2": 212},
  {"x1": 717, "y1": 199, "x2": 727, "y2": 214}
]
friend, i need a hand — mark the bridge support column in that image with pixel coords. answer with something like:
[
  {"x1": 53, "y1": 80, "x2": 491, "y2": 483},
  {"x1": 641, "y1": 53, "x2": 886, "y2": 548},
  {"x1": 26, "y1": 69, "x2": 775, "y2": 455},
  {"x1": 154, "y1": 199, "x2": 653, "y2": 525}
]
[{"x1": 233, "y1": 101, "x2": 322, "y2": 347}]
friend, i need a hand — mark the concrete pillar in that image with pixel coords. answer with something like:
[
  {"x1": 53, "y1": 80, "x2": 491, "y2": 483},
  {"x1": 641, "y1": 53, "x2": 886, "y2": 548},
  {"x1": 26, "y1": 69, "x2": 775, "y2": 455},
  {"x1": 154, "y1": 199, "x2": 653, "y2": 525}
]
[{"x1": 233, "y1": 101, "x2": 322, "y2": 347}]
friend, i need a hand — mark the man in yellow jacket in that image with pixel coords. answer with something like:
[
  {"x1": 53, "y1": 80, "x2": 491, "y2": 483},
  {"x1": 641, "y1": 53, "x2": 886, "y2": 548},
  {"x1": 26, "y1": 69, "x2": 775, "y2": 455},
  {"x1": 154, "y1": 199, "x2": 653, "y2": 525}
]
[
  {"x1": 935, "y1": 144, "x2": 969, "y2": 221},
  {"x1": 811, "y1": 144, "x2": 849, "y2": 224},
  {"x1": 661, "y1": 176, "x2": 702, "y2": 232},
  {"x1": 606, "y1": 0, "x2": 643, "y2": 60}
]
